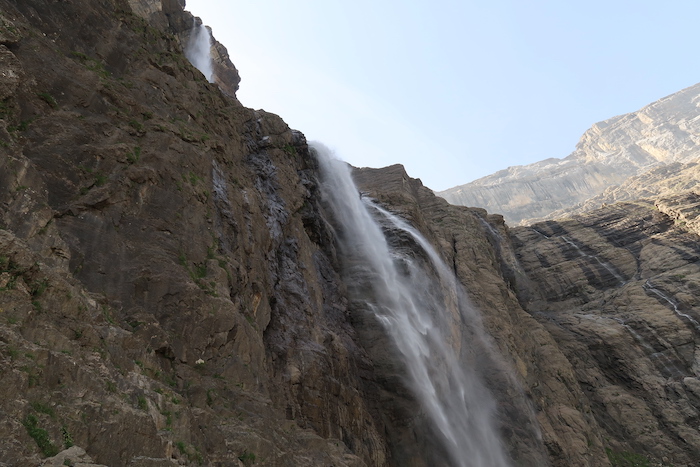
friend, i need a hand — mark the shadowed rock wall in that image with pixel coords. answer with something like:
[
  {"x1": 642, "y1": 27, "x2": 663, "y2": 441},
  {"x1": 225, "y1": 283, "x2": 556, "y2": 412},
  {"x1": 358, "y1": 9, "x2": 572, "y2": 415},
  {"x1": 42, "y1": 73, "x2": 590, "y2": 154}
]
[{"x1": 0, "y1": 1, "x2": 382, "y2": 464}]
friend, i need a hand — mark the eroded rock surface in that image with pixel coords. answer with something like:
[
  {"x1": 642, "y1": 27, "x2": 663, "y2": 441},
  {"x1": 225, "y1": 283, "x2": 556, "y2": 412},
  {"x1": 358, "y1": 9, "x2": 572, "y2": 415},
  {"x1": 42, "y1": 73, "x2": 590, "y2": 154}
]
[
  {"x1": 510, "y1": 201, "x2": 700, "y2": 466},
  {"x1": 438, "y1": 83, "x2": 700, "y2": 225},
  {"x1": 0, "y1": 1, "x2": 374, "y2": 465},
  {"x1": 355, "y1": 164, "x2": 700, "y2": 466},
  {"x1": 353, "y1": 166, "x2": 611, "y2": 467},
  {"x1": 127, "y1": 0, "x2": 240, "y2": 98}
]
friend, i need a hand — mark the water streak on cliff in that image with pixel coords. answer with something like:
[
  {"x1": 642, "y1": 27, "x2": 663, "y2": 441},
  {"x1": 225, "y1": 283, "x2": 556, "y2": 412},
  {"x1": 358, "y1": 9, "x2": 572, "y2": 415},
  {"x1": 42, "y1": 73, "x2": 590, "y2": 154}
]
[
  {"x1": 314, "y1": 144, "x2": 512, "y2": 467},
  {"x1": 560, "y1": 236, "x2": 626, "y2": 284},
  {"x1": 643, "y1": 281, "x2": 700, "y2": 332},
  {"x1": 611, "y1": 318, "x2": 683, "y2": 377}
]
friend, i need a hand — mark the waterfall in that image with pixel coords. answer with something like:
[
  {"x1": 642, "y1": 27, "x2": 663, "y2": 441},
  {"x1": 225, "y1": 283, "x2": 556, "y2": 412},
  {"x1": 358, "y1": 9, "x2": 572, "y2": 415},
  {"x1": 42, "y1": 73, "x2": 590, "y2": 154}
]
[
  {"x1": 185, "y1": 23, "x2": 214, "y2": 82},
  {"x1": 314, "y1": 143, "x2": 514, "y2": 467}
]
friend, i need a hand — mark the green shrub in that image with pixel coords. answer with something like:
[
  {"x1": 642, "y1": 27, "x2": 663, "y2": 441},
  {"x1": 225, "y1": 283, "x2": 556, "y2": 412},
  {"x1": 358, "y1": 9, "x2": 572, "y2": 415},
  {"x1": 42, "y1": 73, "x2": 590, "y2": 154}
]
[
  {"x1": 29, "y1": 402, "x2": 55, "y2": 419},
  {"x1": 61, "y1": 425, "x2": 74, "y2": 448},
  {"x1": 37, "y1": 92, "x2": 57, "y2": 109},
  {"x1": 127, "y1": 146, "x2": 141, "y2": 164},
  {"x1": 605, "y1": 448, "x2": 651, "y2": 467},
  {"x1": 23, "y1": 414, "x2": 59, "y2": 457},
  {"x1": 137, "y1": 396, "x2": 148, "y2": 411},
  {"x1": 238, "y1": 451, "x2": 256, "y2": 465},
  {"x1": 128, "y1": 119, "x2": 143, "y2": 132}
]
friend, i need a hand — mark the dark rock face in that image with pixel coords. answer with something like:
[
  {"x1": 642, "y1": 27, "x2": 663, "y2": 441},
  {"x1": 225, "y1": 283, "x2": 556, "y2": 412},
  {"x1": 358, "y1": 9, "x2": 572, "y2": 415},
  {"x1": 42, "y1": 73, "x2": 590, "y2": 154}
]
[
  {"x1": 1, "y1": 0, "x2": 699, "y2": 466},
  {"x1": 0, "y1": 1, "x2": 377, "y2": 465},
  {"x1": 127, "y1": 0, "x2": 241, "y2": 97}
]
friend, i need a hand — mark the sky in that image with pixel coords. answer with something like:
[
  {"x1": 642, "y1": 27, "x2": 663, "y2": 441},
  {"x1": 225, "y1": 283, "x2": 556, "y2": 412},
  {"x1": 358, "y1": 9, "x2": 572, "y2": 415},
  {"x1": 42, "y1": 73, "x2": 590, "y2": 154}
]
[{"x1": 184, "y1": 0, "x2": 700, "y2": 191}]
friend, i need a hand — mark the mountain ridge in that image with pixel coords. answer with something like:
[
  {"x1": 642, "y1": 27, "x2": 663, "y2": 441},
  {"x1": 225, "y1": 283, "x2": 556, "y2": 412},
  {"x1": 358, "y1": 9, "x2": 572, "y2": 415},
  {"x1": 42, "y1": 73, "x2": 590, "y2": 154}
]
[{"x1": 437, "y1": 81, "x2": 700, "y2": 225}]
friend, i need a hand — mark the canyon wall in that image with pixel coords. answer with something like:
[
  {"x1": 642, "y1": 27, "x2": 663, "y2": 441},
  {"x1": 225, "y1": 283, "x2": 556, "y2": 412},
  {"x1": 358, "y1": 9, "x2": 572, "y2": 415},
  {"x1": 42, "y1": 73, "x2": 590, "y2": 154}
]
[{"x1": 0, "y1": 1, "x2": 698, "y2": 466}]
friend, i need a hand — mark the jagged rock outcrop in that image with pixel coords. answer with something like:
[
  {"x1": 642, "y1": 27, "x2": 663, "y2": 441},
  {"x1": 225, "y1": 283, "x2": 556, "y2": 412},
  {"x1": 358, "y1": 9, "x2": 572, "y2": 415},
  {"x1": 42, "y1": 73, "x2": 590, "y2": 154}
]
[
  {"x1": 656, "y1": 190, "x2": 700, "y2": 237},
  {"x1": 545, "y1": 159, "x2": 700, "y2": 220},
  {"x1": 438, "y1": 83, "x2": 700, "y2": 225},
  {"x1": 127, "y1": 0, "x2": 240, "y2": 98}
]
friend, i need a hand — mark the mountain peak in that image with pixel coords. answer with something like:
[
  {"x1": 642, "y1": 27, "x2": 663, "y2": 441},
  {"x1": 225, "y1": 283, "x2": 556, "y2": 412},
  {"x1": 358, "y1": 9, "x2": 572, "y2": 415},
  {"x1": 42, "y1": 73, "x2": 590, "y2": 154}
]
[{"x1": 438, "y1": 82, "x2": 700, "y2": 225}]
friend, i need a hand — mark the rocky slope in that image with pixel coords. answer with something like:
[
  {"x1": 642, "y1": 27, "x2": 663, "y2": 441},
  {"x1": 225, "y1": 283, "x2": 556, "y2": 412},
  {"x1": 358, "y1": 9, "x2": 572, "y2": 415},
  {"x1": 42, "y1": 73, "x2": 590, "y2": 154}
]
[
  {"x1": 1, "y1": 0, "x2": 699, "y2": 466},
  {"x1": 507, "y1": 197, "x2": 700, "y2": 466},
  {"x1": 354, "y1": 167, "x2": 700, "y2": 467},
  {"x1": 437, "y1": 83, "x2": 700, "y2": 225}
]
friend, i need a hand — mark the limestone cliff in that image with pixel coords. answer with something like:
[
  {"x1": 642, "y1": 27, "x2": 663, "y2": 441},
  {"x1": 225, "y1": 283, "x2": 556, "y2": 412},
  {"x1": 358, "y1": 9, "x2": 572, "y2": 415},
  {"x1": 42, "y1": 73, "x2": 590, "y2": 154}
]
[
  {"x1": 548, "y1": 159, "x2": 700, "y2": 220},
  {"x1": 354, "y1": 164, "x2": 700, "y2": 466},
  {"x1": 438, "y1": 83, "x2": 700, "y2": 225}
]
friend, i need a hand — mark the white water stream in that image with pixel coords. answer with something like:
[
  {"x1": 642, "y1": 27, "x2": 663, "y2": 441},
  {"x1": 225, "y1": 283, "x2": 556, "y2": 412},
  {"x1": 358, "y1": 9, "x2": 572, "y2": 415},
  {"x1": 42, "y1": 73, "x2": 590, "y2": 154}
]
[
  {"x1": 185, "y1": 23, "x2": 214, "y2": 82},
  {"x1": 643, "y1": 281, "x2": 700, "y2": 332},
  {"x1": 315, "y1": 145, "x2": 512, "y2": 467},
  {"x1": 560, "y1": 236, "x2": 626, "y2": 285}
]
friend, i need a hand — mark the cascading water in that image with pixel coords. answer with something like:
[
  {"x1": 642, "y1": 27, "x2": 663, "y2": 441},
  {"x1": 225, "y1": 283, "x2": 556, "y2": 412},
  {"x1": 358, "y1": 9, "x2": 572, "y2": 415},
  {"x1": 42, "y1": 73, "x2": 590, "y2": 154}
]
[
  {"x1": 185, "y1": 22, "x2": 214, "y2": 82},
  {"x1": 314, "y1": 143, "x2": 515, "y2": 467}
]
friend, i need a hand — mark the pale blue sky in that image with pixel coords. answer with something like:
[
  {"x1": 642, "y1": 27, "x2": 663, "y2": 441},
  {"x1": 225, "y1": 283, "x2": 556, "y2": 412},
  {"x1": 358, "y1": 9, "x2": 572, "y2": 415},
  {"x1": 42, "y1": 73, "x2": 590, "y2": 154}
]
[{"x1": 185, "y1": 0, "x2": 700, "y2": 191}]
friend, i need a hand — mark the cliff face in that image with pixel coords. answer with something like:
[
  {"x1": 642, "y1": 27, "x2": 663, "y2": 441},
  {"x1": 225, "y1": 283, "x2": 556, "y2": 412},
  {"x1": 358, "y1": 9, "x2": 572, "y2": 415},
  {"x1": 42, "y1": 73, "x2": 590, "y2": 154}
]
[
  {"x1": 0, "y1": 1, "x2": 380, "y2": 465},
  {"x1": 127, "y1": 0, "x2": 240, "y2": 98},
  {"x1": 352, "y1": 165, "x2": 700, "y2": 466},
  {"x1": 508, "y1": 198, "x2": 700, "y2": 465},
  {"x1": 547, "y1": 159, "x2": 700, "y2": 221},
  {"x1": 1, "y1": 1, "x2": 699, "y2": 466},
  {"x1": 437, "y1": 83, "x2": 700, "y2": 225},
  {"x1": 351, "y1": 166, "x2": 611, "y2": 467}
]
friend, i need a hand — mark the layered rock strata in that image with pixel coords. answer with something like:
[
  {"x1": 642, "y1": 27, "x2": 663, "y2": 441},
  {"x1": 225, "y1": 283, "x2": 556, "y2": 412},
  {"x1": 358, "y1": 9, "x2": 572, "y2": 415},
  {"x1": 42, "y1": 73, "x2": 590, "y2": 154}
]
[
  {"x1": 438, "y1": 83, "x2": 700, "y2": 225},
  {"x1": 508, "y1": 200, "x2": 700, "y2": 466}
]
